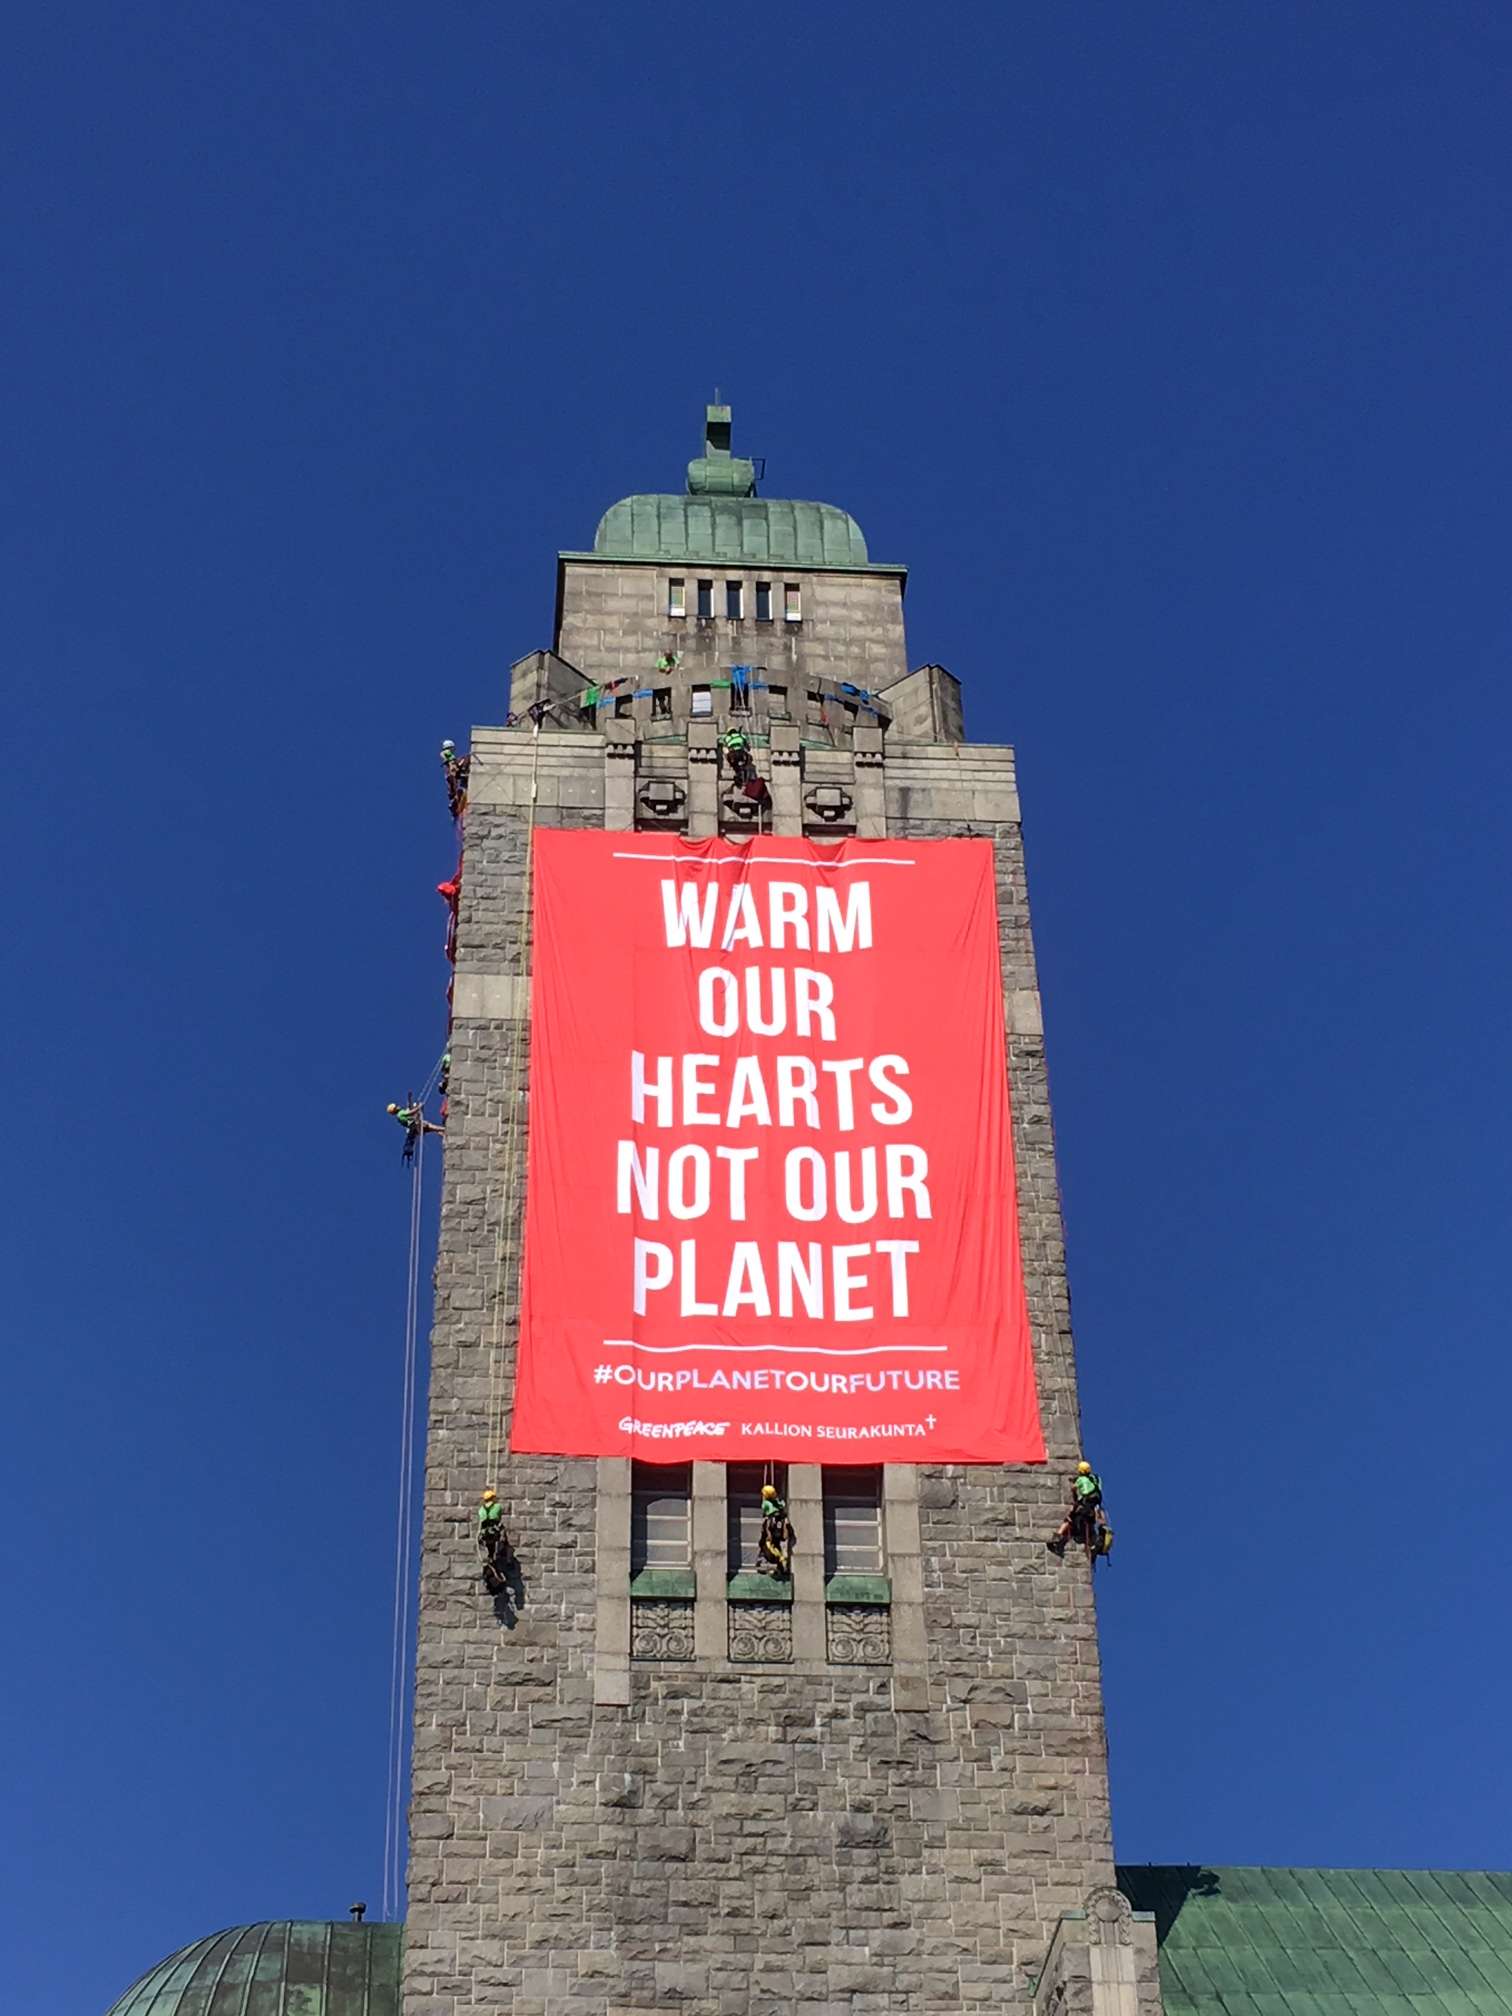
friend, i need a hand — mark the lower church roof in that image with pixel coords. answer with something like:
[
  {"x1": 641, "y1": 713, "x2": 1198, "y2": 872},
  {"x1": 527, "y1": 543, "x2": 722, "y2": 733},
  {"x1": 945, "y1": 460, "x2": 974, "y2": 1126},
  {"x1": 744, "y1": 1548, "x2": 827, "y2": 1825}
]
[
  {"x1": 1120, "y1": 1866, "x2": 1512, "y2": 2016},
  {"x1": 104, "y1": 1872, "x2": 1512, "y2": 2016}
]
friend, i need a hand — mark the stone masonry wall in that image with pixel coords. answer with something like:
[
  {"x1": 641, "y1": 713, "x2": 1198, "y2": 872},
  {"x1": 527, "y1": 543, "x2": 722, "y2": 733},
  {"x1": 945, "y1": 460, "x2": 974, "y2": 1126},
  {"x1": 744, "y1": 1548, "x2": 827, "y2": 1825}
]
[
  {"x1": 403, "y1": 724, "x2": 1113, "y2": 2016},
  {"x1": 556, "y1": 559, "x2": 909, "y2": 694}
]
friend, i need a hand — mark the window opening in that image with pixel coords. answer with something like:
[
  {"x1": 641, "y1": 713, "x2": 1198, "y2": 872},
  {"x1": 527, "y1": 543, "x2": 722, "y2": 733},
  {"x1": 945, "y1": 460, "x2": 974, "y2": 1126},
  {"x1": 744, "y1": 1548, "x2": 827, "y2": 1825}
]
[
  {"x1": 691, "y1": 686, "x2": 713, "y2": 718},
  {"x1": 726, "y1": 580, "x2": 744, "y2": 620},
  {"x1": 631, "y1": 1462, "x2": 693, "y2": 1573},
  {"x1": 783, "y1": 583, "x2": 802, "y2": 623},
  {"x1": 652, "y1": 686, "x2": 672, "y2": 719},
  {"x1": 755, "y1": 581, "x2": 772, "y2": 623},
  {"x1": 615, "y1": 695, "x2": 633, "y2": 719},
  {"x1": 823, "y1": 1467, "x2": 884, "y2": 1576},
  {"x1": 696, "y1": 579, "x2": 714, "y2": 619},
  {"x1": 668, "y1": 578, "x2": 686, "y2": 619},
  {"x1": 766, "y1": 684, "x2": 787, "y2": 717}
]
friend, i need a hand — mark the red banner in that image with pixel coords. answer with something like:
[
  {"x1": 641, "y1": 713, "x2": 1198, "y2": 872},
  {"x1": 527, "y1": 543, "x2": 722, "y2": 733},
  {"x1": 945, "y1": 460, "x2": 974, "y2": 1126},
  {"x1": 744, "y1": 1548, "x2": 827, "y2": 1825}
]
[{"x1": 510, "y1": 833, "x2": 1044, "y2": 1465}]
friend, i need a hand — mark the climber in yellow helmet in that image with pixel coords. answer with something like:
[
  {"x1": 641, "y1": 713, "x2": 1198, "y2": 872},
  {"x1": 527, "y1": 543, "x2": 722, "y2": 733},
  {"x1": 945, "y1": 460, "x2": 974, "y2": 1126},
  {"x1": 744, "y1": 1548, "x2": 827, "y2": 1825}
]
[
  {"x1": 1047, "y1": 1461, "x2": 1104, "y2": 1557},
  {"x1": 756, "y1": 1482, "x2": 794, "y2": 1579},
  {"x1": 476, "y1": 1487, "x2": 509, "y2": 1587}
]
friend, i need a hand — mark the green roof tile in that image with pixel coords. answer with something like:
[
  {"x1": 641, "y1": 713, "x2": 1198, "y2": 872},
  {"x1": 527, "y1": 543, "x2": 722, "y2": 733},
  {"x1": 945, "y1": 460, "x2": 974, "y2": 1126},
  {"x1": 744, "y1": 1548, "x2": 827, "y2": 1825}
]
[{"x1": 1120, "y1": 1870, "x2": 1512, "y2": 2016}]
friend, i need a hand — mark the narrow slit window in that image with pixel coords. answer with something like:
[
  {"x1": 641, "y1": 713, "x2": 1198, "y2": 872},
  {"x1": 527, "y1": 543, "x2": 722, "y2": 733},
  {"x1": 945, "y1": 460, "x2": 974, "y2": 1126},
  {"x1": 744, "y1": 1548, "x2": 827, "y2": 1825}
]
[
  {"x1": 783, "y1": 582, "x2": 802, "y2": 623},
  {"x1": 727, "y1": 1463, "x2": 789, "y2": 1575},
  {"x1": 631, "y1": 1462, "x2": 693, "y2": 1573},
  {"x1": 726, "y1": 580, "x2": 744, "y2": 620},
  {"x1": 823, "y1": 1467, "x2": 884, "y2": 1575},
  {"x1": 668, "y1": 578, "x2": 686, "y2": 619},
  {"x1": 696, "y1": 579, "x2": 714, "y2": 619},
  {"x1": 755, "y1": 581, "x2": 773, "y2": 623}
]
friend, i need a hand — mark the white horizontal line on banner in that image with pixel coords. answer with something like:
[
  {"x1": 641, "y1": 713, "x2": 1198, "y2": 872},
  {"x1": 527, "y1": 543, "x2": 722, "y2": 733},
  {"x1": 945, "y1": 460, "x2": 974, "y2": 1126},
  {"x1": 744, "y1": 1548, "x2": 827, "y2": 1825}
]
[
  {"x1": 601, "y1": 1341, "x2": 947, "y2": 1356},
  {"x1": 609, "y1": 852, "x2": 917, "y2": 869}
]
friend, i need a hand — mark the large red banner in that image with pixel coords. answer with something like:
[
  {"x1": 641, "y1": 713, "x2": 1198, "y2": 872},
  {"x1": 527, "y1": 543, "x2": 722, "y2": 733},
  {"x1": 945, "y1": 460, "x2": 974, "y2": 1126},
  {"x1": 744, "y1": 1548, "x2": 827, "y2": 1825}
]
[{"x1": 510, "y1": 833, "x2": 1044, "y2": 1465}]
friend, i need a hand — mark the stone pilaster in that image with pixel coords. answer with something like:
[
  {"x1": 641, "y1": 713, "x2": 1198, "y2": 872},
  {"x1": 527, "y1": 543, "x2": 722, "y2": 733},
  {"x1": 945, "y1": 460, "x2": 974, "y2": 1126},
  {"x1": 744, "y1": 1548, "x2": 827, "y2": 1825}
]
[{"x1": 1034, "y1": 1888, "x2": 1164, "y2": 2016}]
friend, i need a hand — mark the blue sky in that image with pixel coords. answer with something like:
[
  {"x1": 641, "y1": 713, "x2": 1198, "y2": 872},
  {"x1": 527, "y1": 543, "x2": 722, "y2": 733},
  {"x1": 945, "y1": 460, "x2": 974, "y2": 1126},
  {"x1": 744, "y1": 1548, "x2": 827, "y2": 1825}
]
[{"x1": 7, "y1": 3, "x2": 1512, "y2": 2009}]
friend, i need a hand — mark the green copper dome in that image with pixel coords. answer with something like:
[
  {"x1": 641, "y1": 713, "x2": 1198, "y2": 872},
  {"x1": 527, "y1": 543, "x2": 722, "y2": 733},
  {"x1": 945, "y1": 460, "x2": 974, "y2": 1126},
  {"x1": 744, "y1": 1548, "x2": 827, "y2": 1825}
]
[
  {"x1": 105, "y1": 1922, "x2": 402, "y2": 2016},
  {"x1": 590, "y1": 403, "x2": 871, "y2": 567}
]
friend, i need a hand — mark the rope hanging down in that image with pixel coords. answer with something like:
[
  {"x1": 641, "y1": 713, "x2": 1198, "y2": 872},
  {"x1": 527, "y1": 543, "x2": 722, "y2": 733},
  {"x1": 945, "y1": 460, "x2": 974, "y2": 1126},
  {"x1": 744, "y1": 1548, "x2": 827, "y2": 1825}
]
[
  {"x1": 382, "y1": 1124, "x2": 426, "y2": 1921},
  {"x1": 484, "y1": 721, "x2": 543, "y2": 1490}
]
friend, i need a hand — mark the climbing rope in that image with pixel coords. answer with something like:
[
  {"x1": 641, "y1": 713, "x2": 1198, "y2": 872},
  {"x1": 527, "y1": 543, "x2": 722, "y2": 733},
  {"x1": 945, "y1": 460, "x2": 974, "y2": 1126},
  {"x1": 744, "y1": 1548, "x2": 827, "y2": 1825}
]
[
  {"x1": 383, "y1": 1124, "x2": 426, "y2": 1920},
  {"x1": 483, "y1": 719, "x2": 543, "y2": 1489}
]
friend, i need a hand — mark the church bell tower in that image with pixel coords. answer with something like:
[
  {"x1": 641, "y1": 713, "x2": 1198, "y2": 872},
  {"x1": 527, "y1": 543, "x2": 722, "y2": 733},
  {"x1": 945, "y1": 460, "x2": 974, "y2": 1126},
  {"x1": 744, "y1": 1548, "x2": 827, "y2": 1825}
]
[{"x1": 403, "y1": 407, "x2": 1156, "y2": 2016}]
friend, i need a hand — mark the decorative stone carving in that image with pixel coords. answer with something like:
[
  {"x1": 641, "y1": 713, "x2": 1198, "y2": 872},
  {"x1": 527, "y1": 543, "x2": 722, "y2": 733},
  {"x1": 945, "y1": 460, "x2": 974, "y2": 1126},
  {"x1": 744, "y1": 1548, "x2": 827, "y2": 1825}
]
[
  {"x1": 720, "y1": 788, "x2": 764, "y2": 825},
  {"x1": 1087, "y1": 1885, "x2": 1134, "y2": 1945},
  {"x1": 635, "y1": 777, "x2": 687, "y2": 823},
  {"x1": 631, "y1": 1598, "x2": 694, "y2": 1662},
  {"x1": 826, "y1": 1603, "x2": 892, "y2": 1665},
  {"x1": 728, "y1": 1603, "x2": 793, "y2": 1663},
  {"x1": 803, "y1": 783, "x2": 855, "y2": 825}
]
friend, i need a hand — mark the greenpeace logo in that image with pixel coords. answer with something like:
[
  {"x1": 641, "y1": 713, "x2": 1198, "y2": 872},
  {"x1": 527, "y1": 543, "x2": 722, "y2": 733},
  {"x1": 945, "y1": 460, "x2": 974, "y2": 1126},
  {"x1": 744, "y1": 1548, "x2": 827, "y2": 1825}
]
[{"x1": 616, "y1": 1416, "x2": 730, "y2": 1440}]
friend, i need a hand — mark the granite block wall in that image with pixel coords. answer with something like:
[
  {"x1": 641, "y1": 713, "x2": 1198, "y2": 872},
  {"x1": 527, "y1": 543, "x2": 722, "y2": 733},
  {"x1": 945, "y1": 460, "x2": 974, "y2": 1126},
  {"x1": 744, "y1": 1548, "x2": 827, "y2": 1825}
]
[
  {"x1": 402, "y1": 722, "x2": 1115, "y2": 2016},
  {"x1": 555, "y1": 559, "x2": 909, "y2": 694}
]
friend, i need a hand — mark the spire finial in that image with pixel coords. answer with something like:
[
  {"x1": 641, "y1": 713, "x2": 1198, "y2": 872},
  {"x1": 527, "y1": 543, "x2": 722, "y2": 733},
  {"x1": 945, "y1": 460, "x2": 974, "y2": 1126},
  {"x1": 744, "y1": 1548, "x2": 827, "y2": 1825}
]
[{"x1": 688, "y1": 399, "x2": 754, "y2": 498}]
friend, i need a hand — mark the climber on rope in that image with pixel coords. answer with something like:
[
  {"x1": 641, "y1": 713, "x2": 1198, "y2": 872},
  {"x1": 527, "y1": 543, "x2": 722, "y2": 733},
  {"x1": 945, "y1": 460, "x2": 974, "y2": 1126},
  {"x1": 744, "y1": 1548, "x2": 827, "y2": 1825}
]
[
  {"x1": 725, "y1": 725, "x2": 770, "y2": 786},
  {"x1": 439, "y1": 739, "x2": 470, "y2": 818},
  {"x1": 437, "y1": 1050, "x2": 451, "y2": 1119},
  {"x1": 1047, "y1": 1461, "x2": 1109, "y2": 1558},
  {"x1": 757, "y1": 1482, "x2": 794, "y2": 1579},
  {"x1": 387, "y1": 1100, "x2": 443, "y2": 1165},
  {"x1": 477, "y1": 1487, "x2": 510, "y2": 1589},
  {"x1": 437, "y1": 870, "x2": 461, "y2": 963}
]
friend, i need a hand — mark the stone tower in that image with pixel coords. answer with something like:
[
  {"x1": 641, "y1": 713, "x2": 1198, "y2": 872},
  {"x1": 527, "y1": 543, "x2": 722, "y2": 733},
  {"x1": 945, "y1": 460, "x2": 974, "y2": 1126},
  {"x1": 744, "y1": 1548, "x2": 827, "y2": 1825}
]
[{"x1": 405, "y1": 409, "x2": 1154, "y2": 2016}]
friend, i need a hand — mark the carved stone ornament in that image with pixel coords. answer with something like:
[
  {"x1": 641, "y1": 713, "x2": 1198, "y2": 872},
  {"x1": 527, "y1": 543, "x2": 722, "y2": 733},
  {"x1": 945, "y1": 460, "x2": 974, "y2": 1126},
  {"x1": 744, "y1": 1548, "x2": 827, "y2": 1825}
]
[
  {"x1": 635, "y1": 777, "x2": 687, "y2": 822},
  {"x1": 803, "y1": 783, "x2": 855, "y2": 825},
  {"x1": 728, "y1": 1602, "x2": 793, "y2": 1663},
  {"x1": 826, "y1": 1603, "x2": 892, "y2": 1666},
  {"x1": 631, "y1": 1598, "x2": 695, "y2": 1662},
  {"x1": 720, "y1": 789, "x2": 763, "y2": 824},
  {"x1": 1087, "y1": 1885, "x2": 1134, "y2": 1945}
]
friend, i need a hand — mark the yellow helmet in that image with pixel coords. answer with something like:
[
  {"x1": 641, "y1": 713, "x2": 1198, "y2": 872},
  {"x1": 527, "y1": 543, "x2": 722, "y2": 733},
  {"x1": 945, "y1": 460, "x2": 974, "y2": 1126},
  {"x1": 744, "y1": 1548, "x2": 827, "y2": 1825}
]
[
  {"x1": 386, "y1": 1102, "x2": 400, "y2": 1115},
  {"x1": 1076, "y1": 1461, "x2": 1093, "y2": 1474},
  {"x1": 481, "y1": 1487, "x2": 497, "y2": 1502},
  {"x1": 761, "y1": 1483, "x2": 777, "y2": 1498}
]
